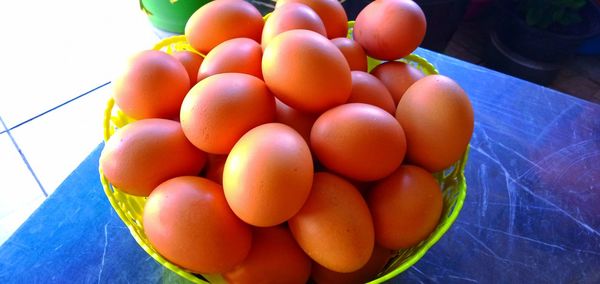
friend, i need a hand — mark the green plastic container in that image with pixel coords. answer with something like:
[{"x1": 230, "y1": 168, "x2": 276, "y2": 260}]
[{"x1": 141, "y1": 0, "x2": 211, "y2": 34}]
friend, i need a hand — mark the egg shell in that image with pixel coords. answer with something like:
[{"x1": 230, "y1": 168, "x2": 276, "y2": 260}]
[
  {"x1": 395, "y1": 74, "x2": 474, "y2": 172},
  {"x1": 223, "y1": 123, "x2": 314, "y2": 227},
  {"x1": 180, "y1": 73, "x2": 276, "y2": 155},
  {"x1": 99, "y1": 118, "x2": 207, "y2": 197},
  {"x1": 223, "y1": 226, "x2": 312, "y2": 284},
  {"x1": 197, "y1": 38, "x2": 263, "y2": 82},
  {"x1": 143, "y1": 176, "x2": 253, "y2": 274},
  {"x1": 353, "y1": 0, "x2": 426, "y2": 60},
  {"x1": 310, "y1": 103, "x2": 407, "y2": 181},
  {"x1": 371, "y1": 60, "x2": 425, "y2": 106},
  {"x1": 367, "y1": 165, "x2": 443, "y2": 250},
  {"x1": 289, "y1": 172, "x2": 375, "y2": 273},
  {"x1": 311, "y1": 244, "x2": 394, "y2": 284},
  {"x1": 185, "y1": 0, "x2": 264, "y2": 54},
  {"x1": 262, "y1": 29, "x2": 352, "y2": 113},
  {"x1": 261, "y1": 2, "x2": 327, "y2": 50},
  {"x1": 203, "y1": 154, "x2": 227, "y2": 185},
  {"x1": 274, "y1": 99, "x2": 318, "y2": 144},
  {"x1": 331, "y1": 37, "x2": 368, "y2": 72},
  {"x1": 347, "y1": 71, "x2": 396, "y2": 115},
  {"x1": 275, "y1": 0, "x2": 348, "y2": 39},
  {"x1": 172, "y1": 50, "x2": 204, "y2": 87},
  {"x1": 113, "y1": 50, "x2": 189, "y2": 120}
]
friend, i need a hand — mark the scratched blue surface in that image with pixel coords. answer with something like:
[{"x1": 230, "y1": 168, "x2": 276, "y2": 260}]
[
  {"x1": 394, "y1": 49, "x2": 600, "y2": 283},
  {"x1": 0, "y1": 48, "x2": 598, "y2": 283}
]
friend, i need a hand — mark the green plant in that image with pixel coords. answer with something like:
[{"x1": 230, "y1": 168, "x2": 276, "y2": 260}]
[{"x1": 514, "y1": 0, "x2": 587, "y2": 29}]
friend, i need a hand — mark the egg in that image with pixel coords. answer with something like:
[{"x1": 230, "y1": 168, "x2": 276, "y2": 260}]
[
  {"x1": 274, "y1": 99, "x2": 318, "y2": 144},
  {"x1": 223, "y1": 123, "x2": 314, "y2": 227},
  {"x1": 113, "y1": 50, "x2": 189, "y2": 120},
  {"x1": 261, "y1": 2, "x2": 326, "y2": 50},
  {"x1": 371, "y1": 61, "x2": 425, "y2": 106},
  {"x1": 262, "y1": 29, "x2": 351, "y2": 113},
  {"x1": 353, "y1": 0, "x2": 426, "y2": 60},
  {"x1": 143, "y1": 176, "x2": 253, "y2": 274},
  {"x1": 288, "y1": 172, "x2": 374, "y2": 273},
  {"x1": 310, "y1": 244, "x2": 393, "y2": 284},
  {"x1": 203, "y1": 154, "x2": 227, "y2": 185},
  {"x1": 223, "y1": 226, "x2": 312, "y2": 284},
  {"x1": 197, "y1": 38, "x2": 263, "y2": 81},
  {"x1": 172, "y1": 50, "x2": 204, "y2": 87},
  {"x1": 331, "y1": 37, "x2": 368, "y2": 72},
  {"x1": 275, "y1": 0, "x2": 348, "y2": 39},
  {"x1": 347, "y1": 71, "x2": 396, "y2": 115},
  {"x1": 310, "y1": 103, "x2": 406, "y2": 181},
  {"x1": 185, "y1": 0, "x2": 264, "y2": 54},
  {"x1": 395, "y1": 74, "x2": 474, "y2": 172},
  {"x1": 367, "y1": 165, "x2": 443, "y2": 250},
  {"x1": 100, "y1": 119, "x2": 207, "y2": 196},
  {"x1": 180, "y1": 73, "x2": 276, "y2": 154}
]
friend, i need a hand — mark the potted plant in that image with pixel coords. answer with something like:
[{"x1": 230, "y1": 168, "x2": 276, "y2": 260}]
[{"x1": 484, "y1": 0, "x2": 600, "y2": 84}]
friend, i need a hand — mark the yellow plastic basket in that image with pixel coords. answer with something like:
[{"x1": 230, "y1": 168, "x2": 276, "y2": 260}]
[{"x1": 99, "y1": 23, "x2": 468, "y2": 284}]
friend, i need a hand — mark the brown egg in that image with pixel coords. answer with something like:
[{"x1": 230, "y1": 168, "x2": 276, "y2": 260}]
[
  {"x1": 395, "y1": 75, "x2": 474, "y2": 172},
  {"x1": 197, "y1": 38, "x2": 263, "y2": 81},
  {"x1": 262, "y1": 29, "x2": 351, "y2": 113},
  {"x1": 143, "y1": 176, "x2": 252, "y2": 274},
  {"x1": 331, "y1": 37, "x2": 368, "y2": 72},
  {"x1": 274, "y1": 99, "x2": 318, "y2": 144},
  {"x1": 100, "y1": 119, "x2": 207, "y2": 196},
  {"x1": 113, "y1": 50, "x2": 189, "y2": 120},
  {"x1": 289, "y1": 172, "x2": 374, "y2": 273},
  {"x1": 185, "y1": 0, "x2": 264, "y2": 54},
  {"x1": 172, "y1": 50, "x2": 204, "y2": 87},
  {"x1": 203, "y1": 154, "x2": 227, "y2": 185},
  {"x1": 311, "y1": 244, "x2": 393, "y2": 284},
  {"x1": 275, "y1": 0, "x2": 348, "y2": 39},
  {"x1": 261, "y1": 2, "x2": 326, "y2": 50},
  {"x1": 311, "y1": 103, "x2": 406, "y2": 181},
  {"x1": 368, "y1": 165, "x2": 443, "y2": 249},
  {"x1": 347, "y1": 71, "x2": 396, "y2": 115},
  {"x1": 353, "y1": 0, "x2": 426, "y2": 60},
  {"x1": 223, "y1": 123, "x2": 314, "y2": 227},
  {"x1": 180, "y1": 73, "x2": 275, "y2": 154},
  {"x1": 223, "y1": 226, "x2": 312, "y2": 284},
  {"x1": 371, "y1": 61, "x2": 425, "y2": 106}
]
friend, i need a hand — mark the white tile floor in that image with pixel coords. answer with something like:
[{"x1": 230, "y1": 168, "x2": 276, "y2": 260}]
[
  {"x1": 0, "y1": 0, "x2": 167, "y2": 245},
  {"x1": 0, "y1": 132, "x2": 46, "y2": 245},
  {"x1": 10, "y1": 84, "x2": 112, "y2": 196}
]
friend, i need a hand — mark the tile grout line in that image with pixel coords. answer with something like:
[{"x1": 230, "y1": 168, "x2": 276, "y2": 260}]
[
  {"x1": 0, "y1": 81, "x2": 111, "y2": 198},
  {"x1": 7, "y1": 81, "x2": 112, "y2": 132},
  {"x1": 0, "y1": 115, "x2": 48, "y2": 198}
]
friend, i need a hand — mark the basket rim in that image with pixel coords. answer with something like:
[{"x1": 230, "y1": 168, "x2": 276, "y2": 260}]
[{"x1": 366, "y1": 148, "x2": 469, "y2": 283}]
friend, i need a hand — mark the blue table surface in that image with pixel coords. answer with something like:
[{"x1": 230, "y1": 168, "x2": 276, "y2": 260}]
[{"x1": 1, "y1": 48, "x2": 599, "y2": 283}]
